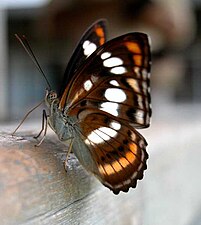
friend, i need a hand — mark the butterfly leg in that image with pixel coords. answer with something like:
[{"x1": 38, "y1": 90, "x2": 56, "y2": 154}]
[
  {"x1": 34, "y1": 110, "x2": 48, "y2": 139},
  {"x1": 12, "y1": 100, "x2": 44, "y2": 136},
  {"x1": 34, "y1": 110, "x2": 48, "y2": 147},
  {"x1": 64, "y1": 138, "x2": 74, "y2": 171}
]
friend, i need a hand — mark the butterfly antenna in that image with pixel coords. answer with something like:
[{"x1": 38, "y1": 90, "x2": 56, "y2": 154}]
[{"x1": 15, "y1": 34, "x2": 51, "y2": 90}]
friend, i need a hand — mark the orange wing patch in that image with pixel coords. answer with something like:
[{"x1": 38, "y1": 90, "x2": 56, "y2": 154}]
[
  {"x1": 125, "y1": 42, "x2": 142, "y2": 54},
  {"x1": 129, "y1": 143, "x2": 138, "y2": 155},
  {"x1": 133, "y1": 55, "x2": 142, "y2": 66},
  {"x1": 95, "y1": 27, "x2": 105, "y2": 45}
]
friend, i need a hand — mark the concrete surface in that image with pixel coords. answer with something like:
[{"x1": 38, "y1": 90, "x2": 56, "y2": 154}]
[{"x1": 0, "y1": 101, "x2": 200, "y2": 225}]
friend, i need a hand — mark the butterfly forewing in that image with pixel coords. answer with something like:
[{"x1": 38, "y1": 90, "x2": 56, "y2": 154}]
[
  {"x1": 60, "y1": 33, "x2": 151, "y2": 128},
  {"x1": 59, "y1": 19, "x2": 107, "y2": 96},
  {"x1": 57, "y1": 23, "x2": 151, "y2": 194}
]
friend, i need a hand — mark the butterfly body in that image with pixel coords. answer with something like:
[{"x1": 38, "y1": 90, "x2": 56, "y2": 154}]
[
  {"x1": 45, "y1": 92, "x2": 74, "y2": 141},
  {"x1": 45, "y1": 90, "x2": 101, "y2": 176}
]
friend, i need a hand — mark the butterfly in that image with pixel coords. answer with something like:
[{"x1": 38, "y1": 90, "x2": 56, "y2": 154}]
[{"x1": 15, "y1": 19, "x2": 151, "y2": 194}]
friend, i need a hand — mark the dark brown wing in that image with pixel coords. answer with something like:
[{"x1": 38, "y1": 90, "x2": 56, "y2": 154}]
[
  {"x1": 59, "y1": 19, "x2": 107, "y2": 96},
  {"x1": 60, "y1": 32, "x2": 151, "y2": 128},
  {"x1": 63, "y1": 32, "x2": 151, "y2": 193},
  {"x1": 76, "y1": 113, "x2": 148, "y2": 194}
]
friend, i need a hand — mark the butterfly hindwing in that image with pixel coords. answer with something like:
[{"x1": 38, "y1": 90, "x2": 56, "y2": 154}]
[{"x1": 76, "y1": 113, "x2": 148, "y2": 194}]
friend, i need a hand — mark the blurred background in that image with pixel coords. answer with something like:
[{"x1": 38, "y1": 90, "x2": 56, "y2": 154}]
[
  {"x1": 0, "y1": 0, "x2": 201, "y2": 224},
  {"x1": 0, "y1": 0, "x2": 200, "y2": 120}
]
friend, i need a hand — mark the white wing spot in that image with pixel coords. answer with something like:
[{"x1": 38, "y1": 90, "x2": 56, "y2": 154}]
[
  {"x1": 142, "y1": 81, "x2": 148, "y2": 94},
  {"x1": 109, "y1": 80, "x2": 119, "y2": 86},
  {"x1": 83, "y1": 40, "x2": 97, "y2": 57},
  {"x1": 131, "y1": 132, "x2": 137, "y2": 141},
  {"x1": 136, "y1": 109, "x2": 144, "y2": 118},
  {"x1": 105, "y1": 88, "x2": 126, "y2": 102},
  {"x1": 99, "y1": 127, "x2": 117, "y2": 138},
  {"x1": 100, "y1": 102, "x2": 119, "y2": 116},
  {"x1": 110, "y1": 121, "x2": 121, "y2": 130},
  {"x1": 129, "y1": 108, "x2": 145, "y2": 124},
  {"x1": 110, "y1": 66, "x2": 127, "y2": 75},
  {"x1": 142, "y1": 69, "x2": 148, "y2": 79},
  {"x1": 84, "y1": 79, "x2": 93, "y2": 91},
  {"x1": 83, "y1": 40, "x2": 90, "y2": 48},
  {"x1": 103, "y1": 57, "x2": 123, "y2": 68},
  {"x1": 126, "y1": 78, "x2": 140, "y2": 92},
  {"x1": 87, "y1": 131, "x2": 104, "y2": 144},
  {"x1": 137, "y1": 96, "x2": 144, "y2": 108},
  {"x1": 85, "y1": 139, "x2": 91, "y2": 145},
  {"x1": 134, "y1": 67, "x2": 140, "y2": 78},
  {"x1": 86, "y1": 127, "x2": 117, "y2": 144},
  {"x1": 101, "y1": 52, "x2": 111, "y2": 60}
]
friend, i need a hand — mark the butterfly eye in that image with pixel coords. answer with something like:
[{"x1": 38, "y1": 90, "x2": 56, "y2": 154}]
[
  {"x1": 49, "y1": 92, "x2": 57, "y2": 100},
  {"x1": 46, "y1": 91, "x2": 57, "y2": 105}
]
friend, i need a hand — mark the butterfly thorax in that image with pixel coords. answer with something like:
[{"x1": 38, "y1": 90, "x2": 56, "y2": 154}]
[{"x1": 45, "y1": 90, "x2": 76, "y2": 142}]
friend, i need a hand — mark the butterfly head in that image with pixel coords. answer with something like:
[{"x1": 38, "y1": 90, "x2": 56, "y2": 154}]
[{"x1": 45, "y1": 89, "x2": 58, "y2": 107}]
